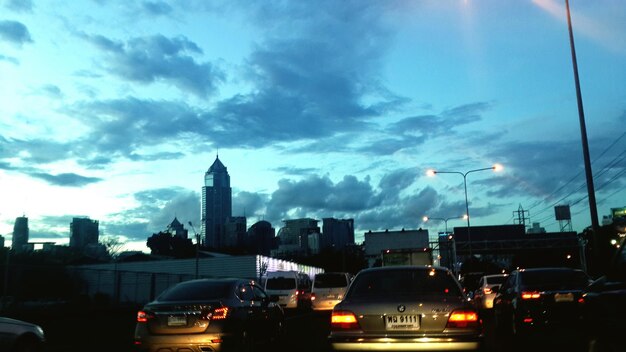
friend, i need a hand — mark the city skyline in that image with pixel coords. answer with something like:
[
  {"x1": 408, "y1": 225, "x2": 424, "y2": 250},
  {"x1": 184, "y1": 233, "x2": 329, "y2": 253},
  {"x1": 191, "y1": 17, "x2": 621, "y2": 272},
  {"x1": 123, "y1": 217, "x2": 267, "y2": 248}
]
[{"x1": 1, "y1": 0, "x2": 625, "y2": 252}]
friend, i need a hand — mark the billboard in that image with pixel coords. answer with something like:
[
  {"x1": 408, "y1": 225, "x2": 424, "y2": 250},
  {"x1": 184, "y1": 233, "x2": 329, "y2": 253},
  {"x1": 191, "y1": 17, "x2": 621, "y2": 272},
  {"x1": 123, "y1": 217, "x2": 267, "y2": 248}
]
[{"x1": 555, "y1": 205, "x2": 571, "y2": 221}]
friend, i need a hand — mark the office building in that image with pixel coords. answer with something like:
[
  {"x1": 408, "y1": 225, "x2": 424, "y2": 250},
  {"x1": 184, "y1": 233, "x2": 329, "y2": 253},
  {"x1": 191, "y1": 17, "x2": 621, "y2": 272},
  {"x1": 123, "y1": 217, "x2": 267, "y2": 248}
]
[{"x1": 201, "y1": 156, "x2": 232, "y2": 249}]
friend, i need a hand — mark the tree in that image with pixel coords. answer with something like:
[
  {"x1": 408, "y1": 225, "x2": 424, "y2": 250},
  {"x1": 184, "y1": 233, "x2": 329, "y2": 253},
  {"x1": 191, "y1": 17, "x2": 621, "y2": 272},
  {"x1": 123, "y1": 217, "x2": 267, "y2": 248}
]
[
  {"x1": 100, "y1": 235, "x2": 126, "y2": 258},
  {"x1": 146, "y1": 231, "x2": 195, "y2": 258}
]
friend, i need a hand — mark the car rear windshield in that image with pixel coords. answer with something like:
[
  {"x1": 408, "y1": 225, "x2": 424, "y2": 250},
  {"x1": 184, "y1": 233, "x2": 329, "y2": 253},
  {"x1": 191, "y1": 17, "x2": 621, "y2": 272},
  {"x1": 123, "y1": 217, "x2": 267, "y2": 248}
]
[
  {"x1": 314, "y1": 273, "x2": 348, "y2": 288},
  {"x1": 520, "y1": 270, "x2": 589, "y2": 290},
  {"x1": 158, "y1": 281, "x2": 234, "y2": 301},
  {"x1": 486, "y1": 276, "x2": 507, "y2": 285},
  {"x1": 347, "y1": 269, "x2": 462, "y2": 298},
  {"x1": 266, "y1": 277, "x2": 296, "y2": 290}
]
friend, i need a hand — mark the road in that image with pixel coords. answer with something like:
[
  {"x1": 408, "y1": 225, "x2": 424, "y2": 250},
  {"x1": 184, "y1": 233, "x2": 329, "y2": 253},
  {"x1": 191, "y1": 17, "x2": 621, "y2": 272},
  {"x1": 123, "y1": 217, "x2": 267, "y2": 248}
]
[{"x1": 9, "y1": 305, "x2": 588, "y2": 352}]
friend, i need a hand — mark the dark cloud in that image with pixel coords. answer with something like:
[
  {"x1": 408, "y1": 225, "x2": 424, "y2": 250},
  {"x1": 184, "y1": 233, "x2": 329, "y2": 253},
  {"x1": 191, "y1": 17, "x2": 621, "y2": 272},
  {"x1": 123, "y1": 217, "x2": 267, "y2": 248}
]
[
  {"x1": 5, "y1": 0, "x2": 33, "y2": 13},
  {"x1": 271, "y1": 166, "x2": 318, "y2": 176},
  {"x1": 104, "y1": 187, "x2": 200, "y2": 241},
  {"x1": 142, "y1": 1, "x2": 173, "y2": 16},
  {"x1": 28, "y1": 172, "x2": 102, "y2": 187},
  {"x1": 233, "y1": 191, "x2": 268, "y2": 217},
  {"x1": 39, "y1": 84, "x2": 63, "y2": 98},
  {"x1": 85, "y1": 34, "x2": 223, "y2": 97},
  {"x1": 0, "y1": 54, "x2": 18, "y2": 64},
  {"x1": 0, "y1": 20, "x2": 32, "y2": 46}
]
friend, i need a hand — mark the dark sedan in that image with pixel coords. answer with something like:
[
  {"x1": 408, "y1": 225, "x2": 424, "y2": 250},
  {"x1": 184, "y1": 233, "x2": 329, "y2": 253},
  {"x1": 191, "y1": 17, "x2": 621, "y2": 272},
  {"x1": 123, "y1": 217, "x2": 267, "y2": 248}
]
[
  {"x1": 134, "y1": 278, "x2": 284, "y2": 352},
  {"x1": 493, "y1": 267, "x2": 590, "y2": 340},
  {"x1": 582, "y1": 237, "x2": 626, "y2": 352},
  {"x1": 329, "y1": 266, "x2": 483, "y2": 351}
]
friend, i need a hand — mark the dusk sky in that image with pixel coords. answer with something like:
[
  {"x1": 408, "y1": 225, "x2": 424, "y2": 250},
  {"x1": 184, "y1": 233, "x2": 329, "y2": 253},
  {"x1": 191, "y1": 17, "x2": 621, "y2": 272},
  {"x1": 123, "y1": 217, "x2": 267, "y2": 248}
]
[{"x1": 1, "y1": 0, "x2": 625, "y2": 252}]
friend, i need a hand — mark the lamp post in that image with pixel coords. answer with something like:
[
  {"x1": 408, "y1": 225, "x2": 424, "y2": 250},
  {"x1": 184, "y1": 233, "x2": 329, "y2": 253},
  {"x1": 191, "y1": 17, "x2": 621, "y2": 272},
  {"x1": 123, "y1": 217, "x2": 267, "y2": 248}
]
[
  {"x1": 422, "y1": 216, "x2": 458, "y2": 235},
  {"x1": 427, "y1": 164, "x2": 502, "y2": 256},
  {"x1": 423, "y1": 215, "x2": 462, "y2": 275},
  {"x1": 564, "y1": 0, "x2": 600, "y2": 267},
  {"x1": 188, "y1": 222, "x2": 200, "y2": 279}
]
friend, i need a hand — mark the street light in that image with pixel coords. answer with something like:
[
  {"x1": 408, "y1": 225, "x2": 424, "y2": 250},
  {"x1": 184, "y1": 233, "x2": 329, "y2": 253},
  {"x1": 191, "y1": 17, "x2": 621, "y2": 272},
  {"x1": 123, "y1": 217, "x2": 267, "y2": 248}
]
[
  {"x1": 427, "y1": 164, "x2": 503, "y2": 256},
  {"x1": 422, "y1": 215, "x2": 462, "y2": 235},
  {"x1": 188, "y1": 221, "x2": 200, "y2": 279},
  {"x1": 423, "y1": 215, "x2": 462, "y2": 275}
]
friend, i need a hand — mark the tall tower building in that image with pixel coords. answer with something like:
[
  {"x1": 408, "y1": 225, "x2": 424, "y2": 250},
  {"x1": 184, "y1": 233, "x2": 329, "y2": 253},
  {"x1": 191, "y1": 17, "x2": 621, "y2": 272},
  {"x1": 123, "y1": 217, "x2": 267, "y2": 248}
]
[
  {"x1": 201, "y1": 155, "x2": 232, "y2": 249},
  {"x1": 69, "y1": 217, "x2": 99, "y2": 249},
  {"x1": 12, "y1": 216, "x2": 29, "y2": 252}
]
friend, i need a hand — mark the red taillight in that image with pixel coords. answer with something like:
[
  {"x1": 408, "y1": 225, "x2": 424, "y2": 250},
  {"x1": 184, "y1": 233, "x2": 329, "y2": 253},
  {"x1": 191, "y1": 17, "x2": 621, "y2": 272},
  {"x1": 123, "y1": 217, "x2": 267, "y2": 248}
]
[
  {"x1": 211, "y1": 307, "x2": 229, "y2": 320},
  {"x1": 137, "y1": 311, "x2": 152, "y2": 322},
  {"x1": 331, "y1": 310, "x2": 360, "y2": 330},
  {"x1": 311, "y1": 293, "x2": 316, "y2": 301},
  {"x1": 521, "y1": 291, "x2": 541, "y2": 300},
  {"x1": 483, "y1": 287, "x2": 492, "y2": 295},
  {"x1": 446, "y1": 309, "x2": 480, "y2": 329}
]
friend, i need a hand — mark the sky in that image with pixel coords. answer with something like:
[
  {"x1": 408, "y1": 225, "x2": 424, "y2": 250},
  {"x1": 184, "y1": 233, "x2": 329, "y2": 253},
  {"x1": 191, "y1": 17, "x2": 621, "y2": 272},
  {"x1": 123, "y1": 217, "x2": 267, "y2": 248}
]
[{"x1": 1, "y1": 0, "x2": 625, "y2": 253}]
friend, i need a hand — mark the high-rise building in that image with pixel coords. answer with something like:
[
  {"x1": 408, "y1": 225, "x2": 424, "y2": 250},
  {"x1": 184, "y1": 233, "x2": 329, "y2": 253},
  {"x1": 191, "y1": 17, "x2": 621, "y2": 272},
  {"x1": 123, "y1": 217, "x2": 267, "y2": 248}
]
[
  {"x1": 246, "y1": 220, "x2": 276, "y2": 256},
  {"x1": 69, "y1": 217, "x2": 99, "y2": 249},
  {"x1": 12, "y1": 216, "x2": 29, "y2": 252},
  {"x1": 201, "y1": 156, "x2": 232, "y2": 249},
  {"x1": 223, "y1": 216, "x2": 247, "y2": 248},
  {"x1": 166, "y1": 217, "x2": 188, "y2": 239},
  {"x1": 322, "y1": 218, "x2": 355, "y2": 250}
]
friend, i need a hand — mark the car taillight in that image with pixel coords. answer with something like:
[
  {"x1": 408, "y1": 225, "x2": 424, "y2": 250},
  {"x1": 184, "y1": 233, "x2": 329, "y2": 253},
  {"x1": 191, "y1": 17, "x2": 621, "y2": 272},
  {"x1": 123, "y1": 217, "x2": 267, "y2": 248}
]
[
  {"x1": 311, "y1": 293, "x2": 316, "y2": 301},
  {"x1": 137, "y1": 311, "x2": 153, "y2": 322},
  {"x1": 331, "y1": 310, "x2": 360, "y2": 330},
  {"x1": 483, "y1": 287, "x2": 492, "y2": 295},
  {"x1": 210, "y1": 307, "x2": 229, "y2": 320},
  {"x1": 446, "y1": 309, "x2": 480, "y2": 329},
  {"x1": 521, "y1": 291, "x2": 541, "y2": 300}
]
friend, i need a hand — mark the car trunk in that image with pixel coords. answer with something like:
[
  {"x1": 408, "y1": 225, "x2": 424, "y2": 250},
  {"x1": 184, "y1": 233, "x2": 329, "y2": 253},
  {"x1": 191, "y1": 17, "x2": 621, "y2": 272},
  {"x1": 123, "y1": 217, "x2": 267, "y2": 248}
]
[
  {"x1": 145, "y1": 301, "x2": 220, "y2": 334},
  {"x1": 345, "y1": 296, "x2": 465, "y2": 334}
]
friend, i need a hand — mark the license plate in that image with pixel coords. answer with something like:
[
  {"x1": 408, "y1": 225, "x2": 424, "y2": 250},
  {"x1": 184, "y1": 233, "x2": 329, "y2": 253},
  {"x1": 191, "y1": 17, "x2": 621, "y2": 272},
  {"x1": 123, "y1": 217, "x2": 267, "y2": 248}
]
[
  {"x1": 167, "y1": 316, "x2": 187, "y2": 326},
  {"x1": 385, "y1": 315, "x2": 420, "y2": 330},
  {"x1": 554, "y1": 293, "x2": 574, "y2": 302}
]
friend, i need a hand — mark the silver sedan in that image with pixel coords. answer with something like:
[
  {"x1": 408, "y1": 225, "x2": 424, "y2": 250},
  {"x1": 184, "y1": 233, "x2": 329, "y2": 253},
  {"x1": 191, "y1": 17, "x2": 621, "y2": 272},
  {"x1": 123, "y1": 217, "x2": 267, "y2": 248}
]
[{"x1": 329, "y1": 266, "x2": 483, "y2": 351}]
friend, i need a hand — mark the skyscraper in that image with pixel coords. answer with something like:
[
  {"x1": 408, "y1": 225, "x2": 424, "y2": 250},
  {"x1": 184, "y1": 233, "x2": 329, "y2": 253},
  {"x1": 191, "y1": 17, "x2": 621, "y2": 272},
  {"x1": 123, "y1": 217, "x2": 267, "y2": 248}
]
[
  {"x1": 12, "y1": 216, "x2": 29, "y2": 252},
  {"x1": 201, "y1": 156, "x2": 232, "y2": 249},
  {"x1": 69, "y1": 217, "x2": 99, "y2": 249}
]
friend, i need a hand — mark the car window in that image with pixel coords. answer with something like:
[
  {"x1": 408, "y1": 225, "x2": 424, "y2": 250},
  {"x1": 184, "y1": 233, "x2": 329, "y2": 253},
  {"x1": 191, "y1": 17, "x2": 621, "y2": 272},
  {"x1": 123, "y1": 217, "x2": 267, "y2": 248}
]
[
  {"x1": 266, "y1": 277, "x2": 296, "y2": 290},
  {"x1": 238, "y1": 284, "x2": 255, "y2": 301},
  {"x1": 501, "y1": 273, "x2": 516, "y2": 292},
  {"x1": 520, "y1": 270, "x2": 589, "y2": 290},
  {"x1": 486, "y1": 276, "x2": 507, "y2": 285},
  {"x1": 252, "y1": 285, "x2": 268, "y2": 300},
  {"x1": 158, "y1": 281, "x2": 234, "y2": 301},
  {"x1": 348, "y1": 269, "x2": 462, "y2": 298},
  {"x1": 314, "y1": 273, "x2": 348, "y2": 288}
]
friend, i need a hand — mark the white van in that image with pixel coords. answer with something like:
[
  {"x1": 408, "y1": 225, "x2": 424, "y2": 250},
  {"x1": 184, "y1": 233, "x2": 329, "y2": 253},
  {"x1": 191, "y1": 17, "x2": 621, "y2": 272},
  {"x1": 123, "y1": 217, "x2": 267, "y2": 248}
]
[
  {"x1": 310, "y1": 272, "x2": 352, "y2": 311},
  {"x1": 263, "y1": 271, "x2": 311, "y2": 309}
]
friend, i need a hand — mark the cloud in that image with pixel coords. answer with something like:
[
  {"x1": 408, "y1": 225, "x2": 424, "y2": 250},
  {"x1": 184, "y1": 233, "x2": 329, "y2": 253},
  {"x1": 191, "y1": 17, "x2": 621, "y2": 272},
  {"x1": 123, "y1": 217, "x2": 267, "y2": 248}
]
[
  {"x1": 39, "y1": 84, "x2": 63, "y2": 98},
  {"x1": 84, "y1": 34, "x2": 223, "y2": 97},
  {"x1": 0, "y1": 20, "x2": 32, "y2": 46},
  {"x1": 142, "y1": 1, "x2": 173, "y2": 16},
  {"x1": 4, "y1": 0, "x2": 33, "y2": 13},
  {"x1": 28, "y1": 172, "x2": 102, "y2": 187},
  {"x1": 104, "y1": 187, "x2": 200, "y2": 241},
  {"x1": 0, "y1": 54, "x2": 18, "y2": 64},
  {"x1": 233, "y1": 191, "x2": 268, "y2": 218}
]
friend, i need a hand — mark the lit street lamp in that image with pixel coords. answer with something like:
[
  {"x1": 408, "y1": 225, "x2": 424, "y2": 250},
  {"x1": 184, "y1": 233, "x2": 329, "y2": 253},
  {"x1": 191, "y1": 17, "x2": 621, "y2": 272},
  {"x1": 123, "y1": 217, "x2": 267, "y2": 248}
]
[
  {"x1": 422, "y1": 216, "x2": 461, "y2": 235},
  {"x1": 427, "y1": 164, "x2": 503, "y2": 256}
]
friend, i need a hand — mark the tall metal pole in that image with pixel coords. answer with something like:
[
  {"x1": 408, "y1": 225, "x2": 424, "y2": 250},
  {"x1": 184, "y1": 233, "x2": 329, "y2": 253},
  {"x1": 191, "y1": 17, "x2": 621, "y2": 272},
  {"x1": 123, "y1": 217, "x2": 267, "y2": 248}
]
[
  {"x1": 189, "y1": 222, "x2": 200, "y2": 279},
  {"x1": 564, "y1": 0, "x2": 600, "y2": 237},
  {"x1": 434, "y1": 167, "x2": 496, "y2": 257}
]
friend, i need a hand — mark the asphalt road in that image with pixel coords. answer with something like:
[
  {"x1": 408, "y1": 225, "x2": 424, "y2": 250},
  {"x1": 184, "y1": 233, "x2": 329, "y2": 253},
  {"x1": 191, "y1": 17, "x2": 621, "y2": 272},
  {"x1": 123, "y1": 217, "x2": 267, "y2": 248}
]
[{"x1": 5, "y1": 305, "x2": 589, "y2": 352}]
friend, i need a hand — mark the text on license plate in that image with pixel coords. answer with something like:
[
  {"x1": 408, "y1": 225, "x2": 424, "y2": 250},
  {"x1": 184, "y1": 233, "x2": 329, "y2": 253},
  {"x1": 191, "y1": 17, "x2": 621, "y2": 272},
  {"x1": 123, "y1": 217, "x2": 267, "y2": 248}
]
[
  {"x1": 554, "y1": 293, "x2": 574, "y2": 302},
  {"x1": 385, "y1": 315, "x2": 420, "y2": 330},
  {"x1": 167, "y1": 316, "x2": 187, "y2": 326}
]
